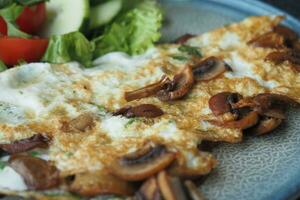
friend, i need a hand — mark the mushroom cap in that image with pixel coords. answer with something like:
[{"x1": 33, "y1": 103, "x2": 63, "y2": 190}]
[
  {"x1": 209, "y1": 92, "x2": 242, "y2": 116},
  {"x1": 157, "y1": 171, "x2": 188, "y2": 200},
  {"x1": 248, "y1": 32, "x2": 285, "y2": 48},
  {"x1": 62, "y1": 113, "x2": 95, "y2": 132},
  {"x1": 109, "y1": 145, "x2": 176, "y2": 181},
  {"x1": 68, "y1": 170, "x2": 134, "y2": 197},
  {"x1": 249, "y1": 117, "x2": 283, "y2": 135},
  {"x1": 0, "y1": 134, "x2": 49, "y2": 154},
  {"x1": 192, "y1": 57, "x2": 230, "y2": 81},
  {"x1": 9, "y1": 154, "x2": 59, "y2": 190},
  {"x1": 113, "y1": 104, "x2": 164, "y2": 118},
  {"x1": 157, "y1": 66, "x2": 194, "y2": 101},
  {"x1": 125, "y1": 75, "x2": 171, "y2": 102}
]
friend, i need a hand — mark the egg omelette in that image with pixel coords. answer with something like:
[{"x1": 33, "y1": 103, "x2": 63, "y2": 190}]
[{"x1": 0, "y1": 15, "x2": 299, "y2": 199}]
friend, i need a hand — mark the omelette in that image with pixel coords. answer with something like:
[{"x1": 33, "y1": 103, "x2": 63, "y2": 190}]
[{"x1": 0, "y1": 15, "x2": 299, "y2": 199}]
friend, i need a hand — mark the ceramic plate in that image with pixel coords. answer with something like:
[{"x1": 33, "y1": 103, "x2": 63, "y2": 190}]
[{"x1": 160, "y1": 0, "x2": 300, "y2": 200}]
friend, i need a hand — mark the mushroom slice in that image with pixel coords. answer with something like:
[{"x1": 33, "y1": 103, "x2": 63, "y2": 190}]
[
  {"x1": 113, "y1": 104, "x2": 164, "y2": 118},
  {"x1": 248, "y1": 32, "x2": 285, "y2": 48},
  {"x1": 192, "y1": 56, "x2": 230, "y2": 81},
  {"x1": 273, "y1": 25, "x2": 298, "y2": 46},
  {"x1": 9, "y1": 155, "x2": 59, "y2": 190},
  {"x1": 69, "y1": 170, "x2": 134, "y2": 197},
  {"x1": 265, "y1": 51, "x2": 290, "y2": 65},
  {"x1": 250, "y1": 117, "x2": 283, "y2": 135},
  {"x1": 261, "y1": 108, "x2": 286, "y2": 119},
  {"x1": 125, "y1": 75, "x2": 171, "y2": 102},
  {"x1": 157, "y1": 66, "x2": 194, "y2": 101},
  {"x1": 184, "y1": 180, "x2": 206, "y2": 200},
  {"x1": 109, "y1": 145, "x2": 176, "y2": 181},
  {"x1": 210, "y1": 111, "x2": 259, "y2": 130},
  {"x1": 0, "y1": 134, "x2": 49, "y2": 154},
  {"x1": 157, "y1": 171, "x2": 188, "y2": 200},
  {"x1": 135, "y1": 177, "x2": 162, "y2": 200},
  {"x1": 208, "y1": 92, "x2": 242, "y2": 116},
  {"x1": 174, "y1": 34, "x2": 195, "y2": 44},
  {"x1": 266, "y1": 50, "x2": 300, "y2": 72},
  {"x1": 62, "y1": 113, "x2": 95, "y2": 132},
  {"x1": 253, "y1": 93, "x2": 299, "y2": 112}
]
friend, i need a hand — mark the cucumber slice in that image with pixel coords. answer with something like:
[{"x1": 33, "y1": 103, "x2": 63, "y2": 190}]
[
  {"x1": 41, "y1": 0, "x2": 90, "y2": 37},
  {"x1": 89, "y1": 0, "x2": 122, "y2": 30}
]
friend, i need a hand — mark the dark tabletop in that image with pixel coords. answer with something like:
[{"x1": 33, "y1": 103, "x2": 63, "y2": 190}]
[{"x1": 263, "y1": 0, "x2": 300, "y2": 19}]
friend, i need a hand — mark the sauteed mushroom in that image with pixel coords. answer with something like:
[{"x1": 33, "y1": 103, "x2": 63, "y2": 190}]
[
  {"x1": 109, "y1": 145, "x2": 176, "y2": 181},
  {"x1": 135, "y1": 177, "x2": 162, "y2": 200},
  {"x1": 113, "y1": 104, "x2": 164, "y2": 118},
  {"x1": 265, "y1": 50, "x2": 300, "y2": 72},
  {"x1": 157, "y1": 171, "x2": 188, "y2": 200},
  {"x1": 157, "y1": 66, "x2": 194, "y2": 101},
  {"x1": 273, "y1": 25, "x2": 298, "y2": 46},
  {"x1": 208, "y1": 92, "x2": 242, "y2": 116},
  {"x1": 184, "y1": 180, "x2": 206, "y2": 200},
  {"x1": 9, "y1": 155, "x2": 59, "y2": 190},
  {"x1": 250, "y1": 117, "x2": 283, "y2": 135},
  {"x1": 69, "y1": 171, "x2": 134, "y2": 197},
  {"x1": 192, "y1": 57, "x2": 230, "y2": 81},
  {"x1": 0, "y1": 134, "x2": 49, "y2": 154},
  {"x1": 174, "y1": 34, "x2": 195, "y2": 44},
  {"x1": 253, "y1": 93, "x2": 299, "y2": 112},
  {"x1": 210, "y1": 111, "x2": 259, "y2": 130},
  {"x1": 62, "y1": 113, "x2": 95, "y2": 132},
  {"x1": 248, "y1": 32, "x2": 285, "y2": 48},
  {"x1": 125, "y1": 76, "x2": 171, "y2": 102}
]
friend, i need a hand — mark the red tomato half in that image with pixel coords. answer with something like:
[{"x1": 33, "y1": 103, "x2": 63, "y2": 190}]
[
  {"x1": 0, "y1": 17, "x2": 7, "y2": 35},
  {"x1": 16, "y1": 3, "x2": 47, "y2": 35},
  {"x1": 0, "y1": 3, "x2": 46, "y2": 35},
  {"x1": 0, "y1": 37, "x2": 49, "y2": 66}
]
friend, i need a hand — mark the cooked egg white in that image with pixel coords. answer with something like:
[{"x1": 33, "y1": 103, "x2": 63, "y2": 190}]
[{"x1": 0, "y1": 15, "x2": 299, "y2": 195}]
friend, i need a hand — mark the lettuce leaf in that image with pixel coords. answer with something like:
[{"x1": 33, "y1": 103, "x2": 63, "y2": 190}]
[
  {"x1": 42, "y1": 32, "x2": 94, "y2": 67},
  {"x1": 92, "y1": 0, "x2": 162, "y2": 57}
]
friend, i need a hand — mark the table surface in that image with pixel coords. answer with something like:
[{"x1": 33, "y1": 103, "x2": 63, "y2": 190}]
[{"x1": 263, "y1": 0, "x2": 300, "y2": 19}]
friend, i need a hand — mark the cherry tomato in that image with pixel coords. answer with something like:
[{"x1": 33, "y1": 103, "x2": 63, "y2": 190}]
[
  {"x1": 0, "y1": 17, "x2": 7, "y2": 35},
  {"x1": 0, "y1": 37, "x2": 49, "y2": 66},
  {"x1": 16, "y1": 3, "x2": 47, "y2": 35},
  {"x1": 0, "y1": 3, "x2": 46, "y2": 35}
]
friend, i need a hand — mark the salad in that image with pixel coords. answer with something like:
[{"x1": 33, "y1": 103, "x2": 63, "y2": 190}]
[{"x1": 0, "y1": 0, "x2": 163, "y2": 69}]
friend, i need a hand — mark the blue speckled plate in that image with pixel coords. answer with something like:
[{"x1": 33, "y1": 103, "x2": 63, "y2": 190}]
[{"x1": 160, "y1": 1, "x2": 300, "y2": 200}]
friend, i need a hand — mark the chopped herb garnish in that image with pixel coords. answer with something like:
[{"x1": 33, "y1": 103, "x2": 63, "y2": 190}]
[
  {"x1": 171, "y1": 55, "x2": 189, "y2": 61},
  {"x1": 0, "y1": 160, "x2": 6, "y2": 170},
  {"x1": 29, "y1": 151, "x2": 40, "y2": 157},
  {"x1": 65, "y1": 152, "x2": 73, "y2": 158},
  {"x1": 97, "y1": 105, "x2": 106, "y2": 112},
  {"x1": 125, "y1": 118, "x2": 142, "y2": 128},
  {"x1": 168, "y1": 119, "x2": 176, "y2": 124},
  {"x1": 178, "y1": 45, "x2": 202, "y2": 57},
  {"x1": 0, "y1": 60, "x2": 7, "y2": 72}
]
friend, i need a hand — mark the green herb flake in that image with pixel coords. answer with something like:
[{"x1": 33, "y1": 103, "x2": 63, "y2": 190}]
[
  {"x1": 178, "y1": 45, "x2": 202, "y2": 57},
  {"x1": 65, "y1": 152, "x2": 73, "y2": 158},
  {"x1": 29, "y1": 151, "x2": 40, "y2": 157},
  {"x1": 0, "y1": 160, "x2": 6, "y2": 170},
  {"x1": 125, "y1": 118, "x2": 142, "y2": 128},
  {"x1": 170, "y1": 55, "x2": 189, "y2": 61},
  {"x1": 97, "y1": 105, "x2": 106, "y2": 112},
  {"x1": 0, "y1": 60, "x2": 7, "y2": 72}
]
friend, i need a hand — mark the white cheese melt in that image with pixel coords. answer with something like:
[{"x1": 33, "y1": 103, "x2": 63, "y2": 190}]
[{"x1": 225, "y1": 52, "x2": 278, "y2": 89}]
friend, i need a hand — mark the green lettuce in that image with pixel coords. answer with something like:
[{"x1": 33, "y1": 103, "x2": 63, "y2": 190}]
[
  {"x1": 92, "y1": 0, "x2": 163, "y2": 57},
  {"x1": 42, "y1": 31, "x2": 94, "y2": 67}
]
